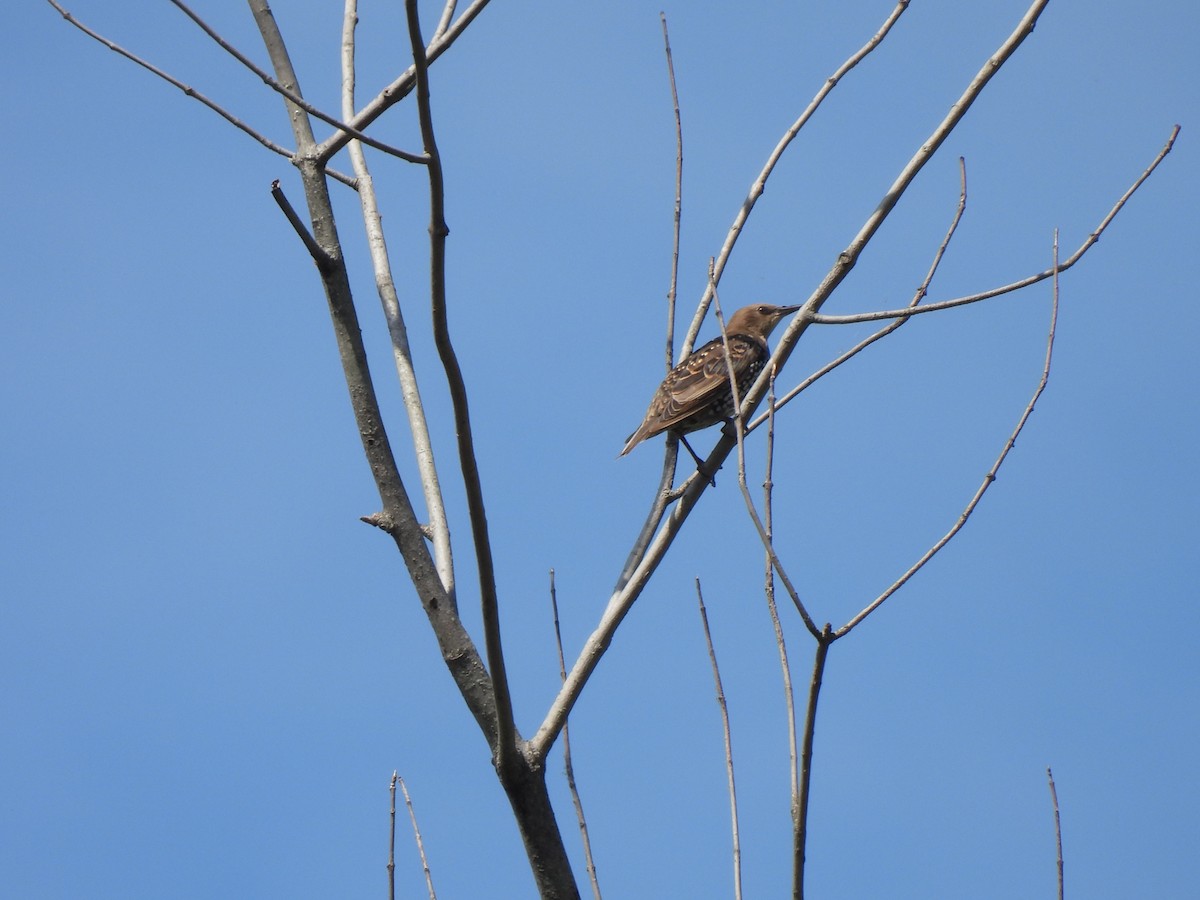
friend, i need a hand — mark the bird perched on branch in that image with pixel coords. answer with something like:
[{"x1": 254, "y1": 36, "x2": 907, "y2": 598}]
[{"x1": 620, "y1": 303, "x2": 801, "y2": 463}]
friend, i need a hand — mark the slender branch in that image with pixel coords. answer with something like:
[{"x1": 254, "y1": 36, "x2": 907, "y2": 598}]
[
  {"x1": 680, "y1": 0, "x2": 910, "y2": 357},
  {"x1": 168, "y1": 0, "x2": 428, "y2": 164},
  {"x1": 432, "y1": 0, "x2": 459, "y2": 41},
  {"x1": 315, "y1": 0, "x2": 495, "y2": 162},
  {"x1": 695, "y1": 579, "x2": 742, "y2": 900},
  {"x1": 761, "y1": 374, "x2": 802, "y2": 883},
  {"x1": 837, "y1": 229, "x2": 1062, "y2": 637},
  {"x1": 661, "y1": 13, "x2": 684, "y2": 371},
  {"x1": 1047, "y1": 767, "x2": 1064, "y2": 900},
  {"x1": 342, "y1": 0, "x2": 455, "y2": 602},
  {"x1": 750, "y1": 157, "x2": 968, "y2": 432},
  {"x1": 749, "y1": 0, "x2": 1051, "y2": 431},
  {"x1": 402, "y1": 0, "x2": 514, "y2": 762},
  {"x1": 398, "y1": 775, "x2": 438, "y2": 900},
  {"x1": 809, "y1": 125, "x2": 1179, "y2": 327},
  {"x1": 549, "y1": 571, "x2": 602, "y2": 900},
  {"x1": 611, "y1": 15, "x2": 685, "y2": 592},
  {"x1": 44, "y1": 0, "x2": 355, "y2": 187},
  {"x1": 713, "y1": 277, "x2": 820, "y2": 637},
  {"x1": 270, "y1": 180, "x2": 333, "y2": 271},
  {"x1": 388, "y1": 771, "x2": 397, "y2": 900},
  {"x1": 537, "y1": 0, "x2": 1074, "y2": 763},
  {"x1": 606, "y1": 1, "x2": 914, "y2": 668},
  {"x1": 250, "y1": 0, "x2": 497, "y2": 740},
  {"x1": 795, "y1": 627, "x2": 832, "y2": 900}
]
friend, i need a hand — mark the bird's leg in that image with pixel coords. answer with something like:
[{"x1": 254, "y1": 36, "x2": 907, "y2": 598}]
[{"x1": 678, "y1": 434, "x2": 717, "y2": 487}]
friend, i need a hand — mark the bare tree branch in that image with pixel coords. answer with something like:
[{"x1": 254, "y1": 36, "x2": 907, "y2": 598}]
[
  {"x1": 533, "y1": 0, "x2": 1055, "y2": 764},
  {"x1": 432, "y1": 0, "x2": 459, "y2": 42},
  {"x1": 168, "y1": 0, "x2": 427, "y2": 164},
  {"x1": 749, "y1": 157, "x2": 968, "y2": 432},
  {"x1": 660, "y1": 13, "x2": 684, "y2": 371},
  {"x1": 397, "y1": 775, "x2": 438, "y2": 900},
  {"x1": 342, "y1": 0, "x2": 455, "y2": 603},
  {"x1": 611, "y1": 16, "x2": 686, "y2": 594},
  {"x1": 760, "y1": 377, "x2": 803, "y2": 896},
  {"x1": 613, "y1": 1, "x2": 910, "y2": 614},
  {"x1": 549, "y1": 571, "x2": 602, "y2": 900},
  {"x1": 401, "y1": 0, "x2": 514, "y2": 759},
  {"x1": 837, "y1": 230, "x2": 1062, "y2": 637},
  {"x1": 315, "y1": 0, "x2": 495, "y2": 163},
  {"x1": 808, "y1": 125, "x2": 1179, "y2": 327},
  {"x1": 248, "y1": 0, "x2": 498, "y2": 740},
  {"x1": 680, "y1": 0, "x2": 911, "y2": 356},
  {"x1": 712, "y1": 280, "x2": 820, "y2": 637},
  {"x1": 388, "y1": 771, "x2": 397, "y2": 900},
  {"x1": 796, "y1": 627, "x2": 832, "y2": 900},
  {"x1": 1047, "y1": 766, "x2": 1064, "y2": 900},
  {"x1": 695, "y1": 579, "x2": 742, "y2": 900},
  {"x1": 44, "y1": 0, "x2": 356, "y2": 187}
]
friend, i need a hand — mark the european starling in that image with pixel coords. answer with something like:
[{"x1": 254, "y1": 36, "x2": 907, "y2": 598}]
[{"x1": 620, "y1": 303, "x2": 801, "y2": 459}]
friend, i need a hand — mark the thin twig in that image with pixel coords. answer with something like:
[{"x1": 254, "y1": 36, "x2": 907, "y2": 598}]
[
  {"x1": 660, "y1": 13, "x2": 683, "y2": 371},
  {"x1": 1047, "y1": 767, "x2": 1064, "y2": 900},
  {"x1": 44, "y1": 0, "x2": 355, "y2": 187},
  {"x1": 808, "y1": 125, "x2": 1179, "y2": 327},
  {"x1": 680, "y1": 0, "x2": 911, "y2": 357},
  {"x1": 534, "y1": 0, "x2": 1126, "y2": 764},
  {"x1": 734, "y1": 0, "x2": 1052, "y2": 453},
  {"x1": 611, "y1": 13, "x2": 685, "y2": 592},
  {"x1": 398, "y1": 775, "x2": 438, "y2": 900},
  {"x1": 837, "y1": 229, "x2": 1062, "y2": 637},
  {"x1": 388, "y1": 771, "x2": 397, "y2": 900},
  {"x1": 695, "y1": 579, "x2": 742, "y2": 900},
  {"x1": 549, "y1": 571, "x2": 602, "y2": 900},
  {"x1": 270, "y1": 180, "x2": 333, "y2": 271},
  {"x1": 341, "y1": 0, "x2": 455, "y2": 603},
  {"x1": 711, "y1": 272, "x2": 818, "y2": 635},
  {"x1": 762, "y1": 374, "x2": 801, "y2": 881},
  {"x1": 750, "y1": 157, "x2": 968, "y2": 432},
  {"x1": 432, "y1": 0, "x2": 459, "y2": 41},
  {"x1": 795, "y1": 627, "x2": 832, "y2": 900},
  {"x1": 609, "y1": 1, "x2": 910, "y2": 635},
  {"x1": 168, "y1": 0, "x2": 427, "y2": 164},
  {"x1": 252, "y1": 0, "x2": 498, "y2": 741},
  {"x1": 402, "y1": 0, "x2": 514, "y2": 761},
  {"x1": 316, "y1": 0, "x2": 495, "y2": 162}
]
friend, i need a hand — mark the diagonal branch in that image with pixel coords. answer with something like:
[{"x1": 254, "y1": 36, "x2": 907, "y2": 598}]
[
  {"x1": 748, "y1": 156, "x2": 968, "y2": 432},
  {"x1": 402, "y1": 0, "x2": 515, "y2": 761},
  {"x1": 836, "y1": 230, "x2": 1062, "y2": 637},
  {"x1": 808, "y1": 124, "x2": 1179, "y2": 327},
  {"x1": 695, "y1": 579, "x2": 743, "y2": 900},
  {"x1": 615, "y1": 1, "x2": 907, "y2": 600},
  {"x1": 315, "y1": 0, "x2": 494, "y2": 163},
  {"x1": 533, "y1": 0, "x2": 1052, "y2": 763},
  {"x1": 712, "y1": 281, "x2": 820, "y2": 637},
  {"x1": 342, "y1": 0, "x2": 455, "y2": 603},
  {"x1": 680, "y1": 0, "x2": 911, "y2": 356},
  {"x1": 248, "y1": 0, "x2": 497, "y2": 738},
  {"x1": 168, "y1": 0, "x2": 427, "y2": 165},
  {"x1": 47, "y1": 0, "x2": 358, "y2": 187}
]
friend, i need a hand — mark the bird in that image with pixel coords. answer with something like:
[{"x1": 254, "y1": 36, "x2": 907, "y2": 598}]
[{"x1": 620, "y1": 303, "x2": 801, "y2": 463}]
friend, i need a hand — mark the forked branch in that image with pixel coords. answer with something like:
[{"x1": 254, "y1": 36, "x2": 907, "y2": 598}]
[
  {"x1": 401, "y1": 0, "x2": 514, "y2": 759},
  {"x1": 837, "y1": 230, "x2": 1063, "y2": 637}
]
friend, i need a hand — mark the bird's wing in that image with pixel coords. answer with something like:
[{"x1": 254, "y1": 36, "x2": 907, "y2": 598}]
[{"x1": 650, "y1": 334, "x2": 763, "y2": 430}]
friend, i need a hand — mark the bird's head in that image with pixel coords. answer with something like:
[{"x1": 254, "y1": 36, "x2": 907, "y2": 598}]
[{"x1": 725, "y1": 303, "x2": 802, "y2": 340}]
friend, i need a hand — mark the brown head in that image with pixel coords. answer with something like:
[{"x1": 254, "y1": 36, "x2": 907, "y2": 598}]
[{"x1": 724, "y1": 303, "x2": 802, "y2": 341}]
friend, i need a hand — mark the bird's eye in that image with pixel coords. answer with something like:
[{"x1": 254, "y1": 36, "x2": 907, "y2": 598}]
[{"x1": 758, "y1": 305, "x2": 769, "y2": 313}]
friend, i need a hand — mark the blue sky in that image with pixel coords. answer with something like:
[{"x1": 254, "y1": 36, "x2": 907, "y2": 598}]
[{"x1": 3, "y1": 1, "x2": 1197, "y2": 897}]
